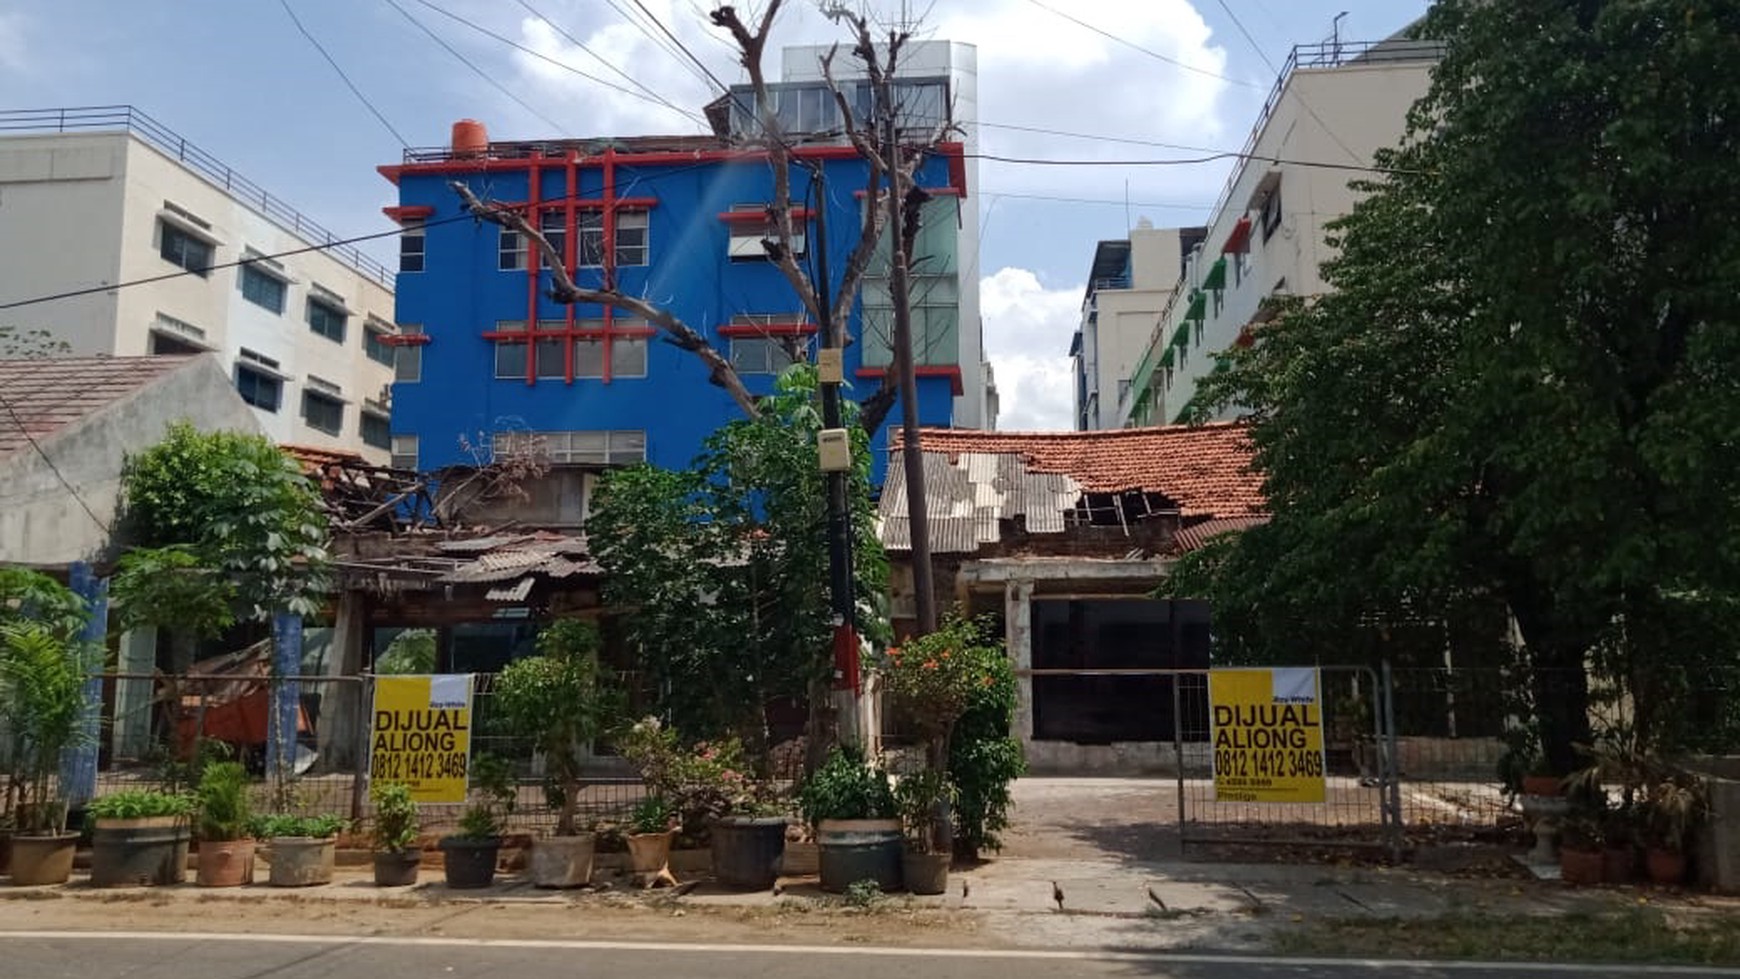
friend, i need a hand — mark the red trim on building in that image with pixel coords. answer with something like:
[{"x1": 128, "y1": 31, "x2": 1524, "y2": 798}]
[
  {"x1": 1221, "y1": 215, "x2": 1253, "y2": 255},
  {"x1": 379, "y1": 144, "x2": 875, "y2": 185},
  {"x1": 717, "y1": 207, "x2": 815, "y2": 223},
  {"x1": 854, "y1": 364, "x2": 964, "y2": 396},
  {"x1": 382, "y1": 205, "x2": 434, "y2": 222},
  {"x1": 717, "y1": 322, "x2": 818, "y2": 337},
  {"x1": 939, "y1": 141, "x2": 968, "y2": 199},
  {"x1": 379, "y1": 333, "x2": 431, "y2": 347},
  {"x1": 524, "y1": 152, "x2": 543, "y2": 386}
]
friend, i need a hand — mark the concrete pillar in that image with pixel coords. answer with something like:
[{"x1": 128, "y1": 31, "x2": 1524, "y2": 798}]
[
  {"x1": 111, "y1": 627, "x2": 157, "y2": 761},
  {"x1": 317, "y1": 592, "x2": 366, "y2": 771},
  {"x1": 1004, "y1": 578, "x2": 1035, "y2": 744},
  {"x1": 58, "y1": 561, "x2": 106, "y2": 807},
  {"x1": 268, "y1": 612, "x2": 302, "y2": 782}
]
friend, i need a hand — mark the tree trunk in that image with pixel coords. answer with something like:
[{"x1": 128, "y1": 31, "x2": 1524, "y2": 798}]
[{"x1": 1507, "y1": 585, "x2": 1595, "y2": 776}]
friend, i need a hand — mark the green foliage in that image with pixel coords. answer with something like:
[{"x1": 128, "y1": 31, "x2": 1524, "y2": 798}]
[
  {"x1": 114, "y1": 421, "x2": 330, "y2": 624},
  {"x1": 946, "y1": 643, "x2": 1023, "y2": 856},
  {"x1": 492, "y1": 619, "x2": 621, "y2": 835},
  {"x1": 88, "y1": 789, "x2": 195, "y2": 820},
  {"x1": 375, "y1": 629, "x2": 436, "y2": 675},
  {"x1": 881, "y1": 612, "x2": 1005, "y2": 760},
  {"x1": 196, "y1": 761, "x2": 253, "y2": 842},
  {"x1": 893, "y1": 768, "x2": 955, "y2": 853},
  {"x1": 0, "y1": 622, "x2": 101, "y2": 833},
  {"x1": 841, "y1": 878, "x2": 885, "y2": 908},
  {"x1": 798, "y1": 744, "x2": 895, "y2": 825},
  {"x1": 369, "y1": 781, "x2": 421, "y2": 852},
  {"x1": 1171, "y1": 0, "x2": 1740, "y2": 771},
  {"x1": 616, "y1": 717, "x2": 779, "y2": 830},
  {"x1": 0, "y1": 567, "x2": 89, "y2": 641},
  {"x1": 256, "y1": 813, "x2": 346, "y2": 839},
  {"x1": 629, "y1": 794, "x2": 674, "y2": 835},
  {"x1": 588, "y1": 365, "x2": 889, "y2": 751},
  {"x1": 450, "y1": 752, "x2": 515, "y2": 841},
  {"x1": 111, "y1": 545, "x2": 235, "y2": 639}
]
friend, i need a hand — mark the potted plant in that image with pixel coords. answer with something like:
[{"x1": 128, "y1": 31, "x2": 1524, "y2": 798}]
[
  {"x1": 258, "y1": 813, "x2": 346, "y2": 887},
  {"x1": 800, "y1": 744, "x2": 900, "y2": 893},
  {"x1": 1, "y1": 621, "x2": 101, "y2": 886},
  {"x1": 370, "y1": 780, "x2": 422, "y2": 887},
  {"x1": 895, "y1": 769, "x2": 955, "y2": 895},
  {"x1": 492, "y1": 619, "x2": 620, "y2": 888},
  {"x1": 1641, "y1": 776, "x2": 1705, "y2": 886},
  {"x1": 87, "y1": 788, "x2": 194, "y2": 887},
  {"x1": 1556, "y1": 802, "x2": 1605, "y2": 886},
  {"x1": 195, "y1": 761, "x2": 255, "y2": 887},
  {"x1": 1599, "y1": 802, "x2": 1640, "y2": 885},
  {"x1": 626, "y1": 794, "x2": 676, "y2": 878},
  {"x1": 440, "y1": 752, "x2": 515, "y2": 889}
]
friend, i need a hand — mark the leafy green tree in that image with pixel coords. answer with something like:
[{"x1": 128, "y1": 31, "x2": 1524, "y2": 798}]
[
  {"x1": 587, "y1": 365, "x2": 889, "y2": 760},
  {"x1": 112, "y1": 423, "x2": 330, "y2": 640},
  {"x1": 375, "y1": 629, "x2": 437, "y2": 675},
  {"x1": 1175, "y1": 0, "x2": 1740, "y2": 773}
]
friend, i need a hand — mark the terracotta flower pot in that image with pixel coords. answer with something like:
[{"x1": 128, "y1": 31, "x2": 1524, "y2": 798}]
[
  {"x1": 626, "y1": 831, "x2": 674, "y2": 874},
  {"x1": 1602, "y1": 845, "x2": 1637, "y2": 886},
  {"x1": 1645, "y1": 847, "x2": 1687, "y2": 886},
  {"x1": 196, "y1": 839, "x2": 256, "y2": 887},
  {"x1": 1521, "y1": 775, "x2": 1563, "y2": 798},
  {"x1": 9, "y1": 833, "x2": 77, "y2": 886},
  {"x1": 1559, "y1": 846, "x2": 1604, "y2": 886}
]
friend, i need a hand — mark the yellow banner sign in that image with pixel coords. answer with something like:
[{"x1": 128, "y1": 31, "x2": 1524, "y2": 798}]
[
  {"x1": 369, "y1": 675, "x2": 474, "y2": 803},
  {"x1": 1209, "y1": 668, "x2": 1326, "y2": 804}
]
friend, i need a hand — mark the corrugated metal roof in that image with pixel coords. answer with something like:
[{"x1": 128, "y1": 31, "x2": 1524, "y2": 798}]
[
  {"x1": 878, "y1": 448, "x2": 1082, "y2": 553},
  {"x1": 485, "y1": 577, "x2": 535, "y2": 602}
]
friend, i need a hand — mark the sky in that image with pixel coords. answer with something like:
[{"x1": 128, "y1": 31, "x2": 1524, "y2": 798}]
[{"x1": 0, "y1": 0, "x2": 1429, "y2": 431}]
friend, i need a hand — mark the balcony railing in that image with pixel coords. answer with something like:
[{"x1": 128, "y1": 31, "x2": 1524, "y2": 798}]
[{"x1": 0, "y1": 105, "x2": 394, "y2": 287}]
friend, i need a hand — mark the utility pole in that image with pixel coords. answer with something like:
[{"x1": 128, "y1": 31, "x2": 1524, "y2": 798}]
[
  {"x1": 807, "y1": 163, "x2": 862, "y2": 748},
  {"x1": 884, "y1": 107, "x2": 938, "y2": 636}
]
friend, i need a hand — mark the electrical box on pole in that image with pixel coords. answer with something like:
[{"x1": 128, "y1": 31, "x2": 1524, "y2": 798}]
[
  {"x1": 816, "y1": 347, "x2": 843, "y2": 384},
  {"x1": 817, "y1": 428, "x2": 852, "y2": 472}
]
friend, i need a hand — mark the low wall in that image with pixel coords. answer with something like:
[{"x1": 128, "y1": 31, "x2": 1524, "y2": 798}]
[{"x1": 1022, "y1": 736, "x2": 1504, "y2": 779}]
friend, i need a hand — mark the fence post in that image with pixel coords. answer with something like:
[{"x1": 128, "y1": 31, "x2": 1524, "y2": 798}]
[
  {"x1": 1380, "y1": 660, "x2": 1403, "y2": 861},
  {"x1": 57, "y1": 562, "x2": 106, "y2": 808},
  {"x1": 351, "y1": 675, "x2": 372, "y2": 822},
  {"x1": 268, "y1": 613, "x2": 303, "y2": 786},
  {"x1": 1172, "y1": 669, "x2": 1187, "y2": 857}
]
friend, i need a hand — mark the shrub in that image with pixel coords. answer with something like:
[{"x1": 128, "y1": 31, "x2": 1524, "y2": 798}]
[
  {"x1": 88, "y1": 789, "x2": 195, "y2": 821},
  {"x1": 629, "y1": 794, "x2": 674, "y2": 836},
  {"x1": 798, "y1": 745, "x2": 895, "y2": 826},
  {"x1": 197, "y1": 761, "x2": 253, "y2": 841},
  {"x1": 370, "y1": 781, "x2": 420, "y2": 853},
  {"x1": 256, "y1": 813, "x2": 346, "y2": 839},
  {"x1": 947, "y1": 644, "x2": 1025, "y2": 858}
]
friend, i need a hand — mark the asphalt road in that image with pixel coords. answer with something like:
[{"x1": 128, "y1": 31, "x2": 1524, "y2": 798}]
[{"x1": 4, "y1": 932, "x2": 1740, "y2": 979}]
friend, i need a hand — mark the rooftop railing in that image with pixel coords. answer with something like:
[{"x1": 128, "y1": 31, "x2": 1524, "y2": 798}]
[{"x1": 0, "y1": 105, "x2": 394, "y2": 287}]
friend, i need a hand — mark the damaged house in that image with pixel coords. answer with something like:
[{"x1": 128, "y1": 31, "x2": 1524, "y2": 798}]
[{"x1": 878, "y1": 422, "x2": 1266, "y2": 774}]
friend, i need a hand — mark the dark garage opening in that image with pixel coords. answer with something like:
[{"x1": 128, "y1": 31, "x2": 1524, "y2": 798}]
[{"x1": 1031, "y1": 598, "x2": 1211, "y2": 744}]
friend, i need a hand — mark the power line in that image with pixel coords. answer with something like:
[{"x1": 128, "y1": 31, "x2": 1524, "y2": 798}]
[
  {"x1": 972, "y1": 120, "x2": 1228, "y2": 156},
  {"x1": 601, "y1": 0, "x2": 722, "y2": 95},
  {"x1": 1213, "y1": 0, "x2": 1365, "y2": 167},
  {"x1": 626, "y1": 0, "x2": 733, "y2": 96},
  {"x1": 382, "y1": 0, "x2": 569, "y2": 133},
  {"x1": 984, "y1": 191, "x2": 1214, "y2": 211},
  {"x1": 1023, "y1": 0, "x2": 1263, "y2": 90},
  {"x1": 513, "y1": 0, "x2": 700, "y2": 121},
  {"x1": 276, "y1": 0, "x2": 409, "y2": 148},
  {"x1": 968, "y1": 150, "x2": 1417, "y2": 176},
  {"x1": 409, "y1": 0, "x2": 709, "y2": 126}
]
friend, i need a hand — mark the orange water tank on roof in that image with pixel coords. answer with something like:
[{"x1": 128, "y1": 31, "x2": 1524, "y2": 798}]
[{"x1": 451, "y1": 119, "x2": 489, "y2": 157}]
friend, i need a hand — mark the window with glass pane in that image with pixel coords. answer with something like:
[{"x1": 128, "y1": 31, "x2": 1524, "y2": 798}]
[
  {"x1": 614, "y1": 337, "x2": 648, "y2": 377},
  {"x1": 578, "y1": 212, "x2": 605, "y2": 267},
  {"x1": 389, "y1": 435, "x2": 419, "y2": 471},
  {"x1": 495, "y1": 336, "x2": 527, "y2": 378},
  {"x1": 574, "y1": 338, "x2": 606, "y2": 378},
  {"x1": 302, "y1": 391, "x2": 343, "y2": 435},
  {"x1": 361, "y1": 413, "x2": 391, "y2": 450},
  {"x1": 535, "y1": 338, "x2": 564, "y2": 378},
  {"x1": 730, "y1": 337, "x2": 794, "y2": 374},
  {"x1": 395, "y1": 324, "x2": 423, "y2": 382},
  {"x1": 400, "y1": 219, "x2": 425, "y2": 272},
  {"x1": 608, "y1": 430, "x2": 646, "y2": 463},
  {"x1": 235, "y1": 366, "x2": 281, "y2": 412},
  {"x1": 858, "y1": 275, "x2": 957, "y2": 367},
  {"x1": 159, "y1": 223, "x2": 213, "y2": 276},
  {"x1": 499, "y1": 227, "x2": 526, "y2": 270},
  {"x1": 540, "y1": 211, "x2": 566, "y2": 269},
  {"x1": 365, "y1": 330, "x2": 394, "y2": 366},
  {"x1": 308, "y1": 299, "x2": 347, "y2": 343},
  {"x1": 239, "y1": 265, "x2": 286, "y2": 313},
  {"x1": 616, "y1": 211, "x2": 648, "y2": 266}
]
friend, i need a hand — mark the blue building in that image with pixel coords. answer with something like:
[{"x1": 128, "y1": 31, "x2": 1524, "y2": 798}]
[{"x1": 379, "y1": 122, "x2": 970, "y2": 494}]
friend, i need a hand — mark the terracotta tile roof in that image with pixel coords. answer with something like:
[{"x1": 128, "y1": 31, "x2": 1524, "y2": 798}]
[
  {"x1": 897, "y1": 422, "x2": 1266, "y2": 519},
  {"x1": 0, "y1": 356, "x2": 195, "y2": 460},
  {"x1": 1174, "y1": 515, "x2": 1271, "y2": 552}
]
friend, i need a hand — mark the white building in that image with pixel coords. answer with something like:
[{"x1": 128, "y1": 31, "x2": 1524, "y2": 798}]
[
  {"x1": 1121, "y1": 33, "x2": 1442, "y2": 427},
  {"x1": 735, "y1": 41, "x2": 994, "y2": 430},
  {"x1": 1072, "y1": 221, "x2": 1205, "y2": 430},
  {"x1": 0, "y1": 107, "x2": 398, "y2": 461}
]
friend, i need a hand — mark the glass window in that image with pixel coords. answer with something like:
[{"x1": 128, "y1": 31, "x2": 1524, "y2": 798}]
[
  {"x1": 361, "y1": 413, "x2": 391, "y2": 450},
  {"x1": 859, "y1": 275, "x2": 958, "y2": 367},
  {"x1": 239, "y1": 265, "x2": 286, "y2": 313},
  {"x1": 302, "y1": 391, "x2": 343, "y2": 435},
  {"x1": 395, "y1": 324, "x2": 423, "y2": 383},
  {"x1": 614, "y1": 337, "x2": 648, "y2": 377},
  {"x1": 535, "y1": 338, "x2": 565, "y2": 378},
  {"x1": 365, "y1": 329, "x2": 394, "y2": 366},
  {"x1": 400, "y1": 218, "x2": 425, "y2": 272},
  {"x1": 495, "y1": 340, "x2": 527, "y2": 379},
  {"x1": 578, "y1": 212, "x2": 605, "y2": 267},
  {"x1": 308, "y1": 299, "x2": 347, "y2": 343},
  {"x1": 389, "y1": 434, "x2": 418, "y2": 471},
  {"x1": 159, "y1": 222, "x2": 213, "y2": 276},
  {"x1": 499, "y1": 227, "x2": 526, "y2": 270},
  {"x1": 574, "y1": 338, "x2": 605, "y2": 378},
  {"x1": 616, "y1": 211, "x2": 649, "y2": 267},
  {"x1": 540, "y1": 211, "x2": 566, "y2": 269},
  {"x1": 235, "y1": 365, "x2": 281, "y2": 412},
  {"x1": 730, "y1": 337, "x2": 797, "y2": 374}
]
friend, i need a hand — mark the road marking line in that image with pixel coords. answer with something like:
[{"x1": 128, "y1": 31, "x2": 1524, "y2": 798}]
[{"x1": 0, "y1": 930, "x2": 1736, "y2": 975}]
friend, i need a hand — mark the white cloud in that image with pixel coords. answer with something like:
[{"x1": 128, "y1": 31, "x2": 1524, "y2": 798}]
[
  {"x1": 980, "y1": 266, "x2": 1080, "y2": 431},
  {"x1": 0, "y1": 11, "x2": 30, "y2": 75}
]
